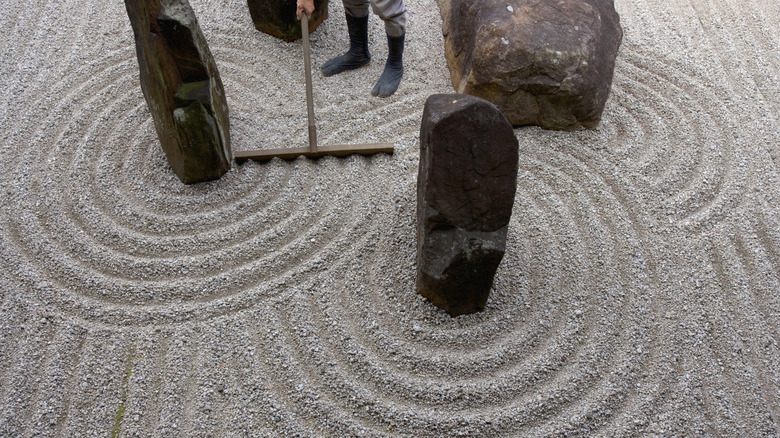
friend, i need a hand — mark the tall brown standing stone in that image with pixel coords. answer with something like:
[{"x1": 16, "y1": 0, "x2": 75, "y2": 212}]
[
  {"x1": 417, "y1": 94, "x2": 519, "y2": 316},
  {"x1": 247, "y1": 0, "x2": 329, "y2": 42},
  {"x1": 125, "y1": 0, "x2": 231, "y2": 184},
  {"x1": 436, "y1": 0, "x2": 622, "y2": 130}
]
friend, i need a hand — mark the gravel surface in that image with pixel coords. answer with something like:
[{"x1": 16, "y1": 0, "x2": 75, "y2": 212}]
[{"x1": 1, "y1": 0, "x2": 779, "y2": 436}]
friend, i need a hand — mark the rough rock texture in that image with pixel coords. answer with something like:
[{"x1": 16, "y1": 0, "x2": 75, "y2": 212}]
[
  {"x1": 417, "y1": 94, "x2": 519, "y2": 316},
  {"x1": 437, "y1": 0, "x2": 623, "y2": 130},
  {"x1": 247, "y1": 0, "x2": 329, "y2": 42},
  {"x1": 125, "y1": 0, "x2": 231, "y2": 184}
]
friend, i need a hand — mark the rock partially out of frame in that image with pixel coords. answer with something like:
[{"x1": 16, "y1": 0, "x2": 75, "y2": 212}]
[
  {"x1": 417, "y1": 94, "x2": 519, "y2": 316},
  {"x1": 436, "y1": 0, "x2": 623, "y2": 130},
  {"x1": 247, "y1": 0, "x2": 329, "y2": 42},
  {"x1": 125, "y1": 0, "x2": 231, "y2": 184}
]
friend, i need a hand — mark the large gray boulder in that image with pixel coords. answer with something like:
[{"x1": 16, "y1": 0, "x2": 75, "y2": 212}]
[
  {"x1": 417, "y1": 94, "x2": 519, "y2": 316},
  {"x1": 125, "y1": 0, "x2": 231, "y2": 184},
  {"x1": 247, "y1": 0, "x2": 329, "y2": 42},
  {"x1": 436, "y1": 0, "x2": 623, "y2": 130}
]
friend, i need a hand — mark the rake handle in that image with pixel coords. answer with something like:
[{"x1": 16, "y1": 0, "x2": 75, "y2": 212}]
[{"x1": 301, "y1": 12, "x2": 317, "y2": 152}]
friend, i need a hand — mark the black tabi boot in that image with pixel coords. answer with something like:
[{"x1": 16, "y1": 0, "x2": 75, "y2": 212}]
[
  {"x1": 371, "y1": 33, "x2": 404, "y2": 97},
  {"x1": 321, "y1": 13, "x2": 371, "y2": 77}
]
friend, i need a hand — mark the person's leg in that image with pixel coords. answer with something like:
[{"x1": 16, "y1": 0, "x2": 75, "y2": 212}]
[
  {"x1": 342, "y1": 0, "x2": 370, "y2": 19},
  {"x1": 370, "y1": 0, "x2": 406, "y2": 37},
  {"x1": 369, "y1": 0, "x2": 406, "y2": 96},
  {"x1": 321, "y1": 0, "x2": 372, "y2": 76}
]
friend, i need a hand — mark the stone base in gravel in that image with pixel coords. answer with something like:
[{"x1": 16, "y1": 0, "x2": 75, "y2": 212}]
[
  {"x1": 436, "y1": 0, "x2": 623, "y2": 130},
  {"x1": 247, "y1": 0, "x2": 329, "y2": 42},
  {"x1": 125, "y1": 0, "x2": 232, "y2": 184},
  {"x1": 416, "y1": 94, "x2": 519, "y2": 316}
]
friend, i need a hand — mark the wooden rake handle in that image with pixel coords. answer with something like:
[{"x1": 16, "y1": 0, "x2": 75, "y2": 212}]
[{"x1": 301, "y1": 12, "x2": 317, "y2": 151}]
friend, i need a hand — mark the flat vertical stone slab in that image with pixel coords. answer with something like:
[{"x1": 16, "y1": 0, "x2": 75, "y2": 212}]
[
  {"x1": 125, "y1": 0, "x2": 231, "y2": 184},
  {"x1": 436, "y1": 0, "x2": 623, "y2": 130},
  {"x1": 417, "y1": 94, "x2": 519, "y2": 316},
  {"x1": 247, "y1": 0, "x2": 329, "y2": 42}
]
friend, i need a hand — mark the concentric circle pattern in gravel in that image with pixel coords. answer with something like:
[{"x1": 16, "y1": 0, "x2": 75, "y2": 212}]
[{"x1": 0, "y1": 0, "x2": 778, "y2": 436}]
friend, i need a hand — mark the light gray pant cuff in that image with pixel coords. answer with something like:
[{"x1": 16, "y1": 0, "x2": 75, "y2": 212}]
[{"x1": 343, "y1": 0, "x2": 406, "y2": 36}]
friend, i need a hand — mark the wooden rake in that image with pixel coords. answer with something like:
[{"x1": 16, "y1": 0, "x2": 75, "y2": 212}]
[{"x1": 235, "y1": 12, "x2": 394, "y2": 163}]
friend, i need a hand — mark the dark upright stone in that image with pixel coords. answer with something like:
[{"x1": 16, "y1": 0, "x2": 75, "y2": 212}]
[
  {"x1": 125, "y1": 0, "x2": 231, "y2": 184},
  {"x1": 247, "y1": 0, "x2": 329, "y2": 42},
  {"x1": 417, "y1": 94, "x2": 519, "y2": 316},
  {"x1": 437, "y1": 0, "x2": 622, "y2": 130}
]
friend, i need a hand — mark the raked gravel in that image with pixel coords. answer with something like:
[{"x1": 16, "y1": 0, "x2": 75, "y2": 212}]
[{"x1": 0, "y1": 0, "x2": 779, "y2": 436}]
